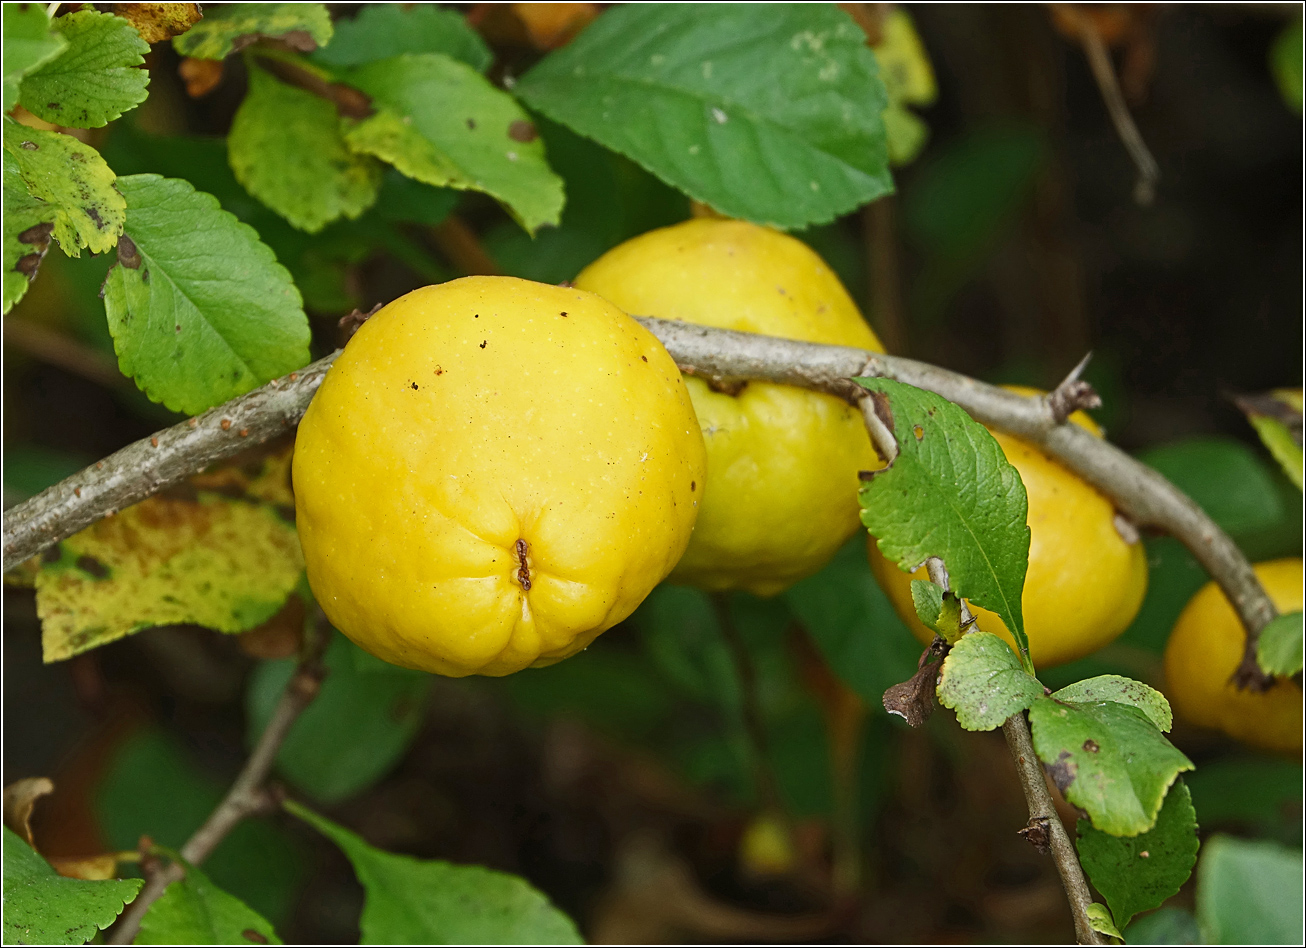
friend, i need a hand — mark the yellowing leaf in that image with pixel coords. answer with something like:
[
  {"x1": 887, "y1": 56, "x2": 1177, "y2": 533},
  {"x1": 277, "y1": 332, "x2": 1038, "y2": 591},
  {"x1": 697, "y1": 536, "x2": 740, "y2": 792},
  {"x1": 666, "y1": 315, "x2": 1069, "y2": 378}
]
[{"x1": 36, "y1": 449, "x2": 302, "y2": 662}]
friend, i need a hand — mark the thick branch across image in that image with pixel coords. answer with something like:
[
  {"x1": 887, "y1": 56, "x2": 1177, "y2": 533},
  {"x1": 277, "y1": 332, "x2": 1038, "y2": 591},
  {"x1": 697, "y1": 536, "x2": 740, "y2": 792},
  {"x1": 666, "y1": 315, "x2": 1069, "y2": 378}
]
[{"x1": 1, "y1": 318, "x2": 1278, "y2": 686}]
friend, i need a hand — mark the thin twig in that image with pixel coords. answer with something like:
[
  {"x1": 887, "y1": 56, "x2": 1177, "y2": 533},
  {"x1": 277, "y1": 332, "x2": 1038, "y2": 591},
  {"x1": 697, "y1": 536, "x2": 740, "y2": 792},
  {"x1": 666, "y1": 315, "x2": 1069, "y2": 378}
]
[
  {"x1": 3, "y1": 319, "x2": 128, "y2": 390},
  {"x1": 710, "y1": 593, "x2": 786, "y2": 820},
  {"x1": 1065, "y1": 4, "x2": 1161, "y2": 205},
  {"x1": 1, "y1": 319, "x2": 1277, "y2": 688},
  {"x1": 863, "y1": 197, "x2": 908, "y2": 355},
  {"x1": 1002, "y1": 713, "x2": 1107, "y2": 945},
  {"x1": 107, "y1": 623, "x2": 330, "y2": 944}
]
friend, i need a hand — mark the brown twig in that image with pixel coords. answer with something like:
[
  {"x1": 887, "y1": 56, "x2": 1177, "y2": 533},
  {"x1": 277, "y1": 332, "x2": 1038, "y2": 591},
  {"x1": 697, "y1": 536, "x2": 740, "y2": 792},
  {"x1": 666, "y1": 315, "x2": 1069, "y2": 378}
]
[
  {"x1": 1, "y1": 320, "x2": 1277, "y2": 688},
  {"x1": 1003, "y1": 713, "x2": 1107, "y2": 945},
  {"x1": 1059, "y1": 3, "x2": 1161, "y2": 205},
  {"x1": 429, "y1": 216, "x2": 502, "y2": 276},
  {"x1": 3, "y1": 319, "x2": 127, "y2": 390},
  {"x1": 107, "y1": 622, "x2": 330, "y2": 944}
]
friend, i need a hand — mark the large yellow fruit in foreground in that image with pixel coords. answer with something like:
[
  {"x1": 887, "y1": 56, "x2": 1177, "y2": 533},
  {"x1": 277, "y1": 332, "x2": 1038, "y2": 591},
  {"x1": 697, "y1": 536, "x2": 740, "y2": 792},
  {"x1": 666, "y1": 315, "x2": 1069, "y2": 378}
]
[
  {"x1": 293, "y1": 277, "x2": 706, "y2": 676},
  {"x1": 575, "y1": 219, "x2": 885, "y2": 597},
  {"x1": 1164, "y1": 558, "x2": 1302, "y2": 755},
  {"x1": 869, "y1": 390, "x2": 1148, "y2": 668}
]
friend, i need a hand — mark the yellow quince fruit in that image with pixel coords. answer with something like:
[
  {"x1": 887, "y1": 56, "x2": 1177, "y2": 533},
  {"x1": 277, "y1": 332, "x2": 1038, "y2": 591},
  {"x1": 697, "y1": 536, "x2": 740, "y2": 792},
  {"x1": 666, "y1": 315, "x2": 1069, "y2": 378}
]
[
  {"x1": 575, "y1": 218, "x2": 885, "y2": 597},
  {"x1": 293, "y1": 277, "x2": 706, "y2": 676}
]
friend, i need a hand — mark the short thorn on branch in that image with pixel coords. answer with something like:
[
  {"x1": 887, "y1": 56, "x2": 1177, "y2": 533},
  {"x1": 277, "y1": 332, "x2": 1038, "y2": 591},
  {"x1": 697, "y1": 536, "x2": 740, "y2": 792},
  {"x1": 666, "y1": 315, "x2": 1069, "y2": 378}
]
[{"x1": 1047, "y1": 352, "x2": 1103, "y2": 425}]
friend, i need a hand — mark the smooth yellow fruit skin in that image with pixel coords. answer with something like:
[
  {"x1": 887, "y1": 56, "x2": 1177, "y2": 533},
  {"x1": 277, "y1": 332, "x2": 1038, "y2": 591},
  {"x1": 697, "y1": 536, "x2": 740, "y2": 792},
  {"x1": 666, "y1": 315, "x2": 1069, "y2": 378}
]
[
  {"x1": 575, "y1": 219, "x2": 885, "y2": 597},
  {"x1": 869, "y1": 390, "x2": 1148, "y2": 668},
  {"x1": 1164, "y1": 558, "x2": 1302, "y2": 755},
  {"x1": 293, "y1": 277, "x2": 707, "y2": 677}
]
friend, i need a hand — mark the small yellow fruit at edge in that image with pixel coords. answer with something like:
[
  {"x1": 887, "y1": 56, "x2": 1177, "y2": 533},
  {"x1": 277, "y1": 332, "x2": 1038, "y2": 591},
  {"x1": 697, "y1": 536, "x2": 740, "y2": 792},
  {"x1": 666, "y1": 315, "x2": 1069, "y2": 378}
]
[
  {"x1": 576, "y1": 218, "x2": 886, "y2": 597},
  {"x1": 1164, "y1": 558, "x2": 1302, "y2": 755},
  {"x1": 869, "y1": 386, "x2": 1148, "y2": 668},
  {"x1": 293, "y1": 277, "x2": 707, "y2": 677}
]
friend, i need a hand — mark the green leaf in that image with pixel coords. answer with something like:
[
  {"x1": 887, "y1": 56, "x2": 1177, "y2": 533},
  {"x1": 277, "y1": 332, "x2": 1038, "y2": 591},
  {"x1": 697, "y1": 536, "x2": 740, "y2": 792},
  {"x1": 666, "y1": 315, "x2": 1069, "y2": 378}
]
[
  {"x1": 341, "y1": 53, "x2": 564, "y2": 233},
  {"x1": 855, "y1": 377, "x2": 1032, "y2": 662},
  {"x1": 36, "y1": 450, "x2": 303, "y2": 661},
  {"x1": 935, "y1": 631, "x2": 1043, "y2": 731},
  {"x1": 1077, "y1": 781, "x2": 1200, "y2": 930},
  {"x1": 137, "y1": 861, "x2": 282, "y2": 945},
  {"x1": 1235, "y1": 391, "x2": 1304, "y2": 492},
  {"x1": 910, "y1": 578, "x2": 944, "y2": 630},
  {"x1": 19, "y1": 10, "x2": 149, "y2": 128},
  {"x1": 1196, "y1": 835, "x2": 1303, "y2": 944},
  {"x1": 1257, "y1": 610, "x2": 1304, "y2": 677},
  {"x1": 1028, "y1": 693, "x2": 1193, "y2": 836},
  {"x1": 1050, "y1": 675, "x2": 1173, "y2": 732},
  {"x1": 247, "y1": 630, "x2": 431, "y2": 804},
  {"x1": 782, "y1": 537, "x2": 921, "y2": 708},
  {"x1": 95, "y1": 729, "x2": 306, "y2": 926},
  {"x1": 3, "y1": 3, "x2": 66, "y2": 113},
  {"x1": 1271, "y1": 19, "x2": 1303, "y2": 115},
  {"x1": 1186, "y1": 756, "x2": 1302, "y2": 834},
  {"x1": 284, "y1": 802, "x2": 583, "y2": 945},
  {"x1": 228, "y1": 56, "x2": 382, "y2": 233},
  {"x1": 1139, "y1": 436, "x2": 1292, "y2": 538},
  {"x1": 102, "y1": 174, "x2": 309, "y2": 415},
  {"x1": 872, "y1": 9, "x2": 936, "y2": 167},
  {"x1": 516, "y1": 3, "x2": 892, "y2": 229},
  {"x1": 173, "y1": 2, "x2": 333, "y2": 60},
  {"x1": 2, "y1": 826, "x2": 143, "y2": 946},
  {"x1": 1248, "y1": 414, "x2": 1304, "y2": 491},
  {"x1": 1086, "y1": 903, "x2": 1123, "y2": 941},
  {"x1": 2, "y1": 149, "x2": 56, "y2": 314},
  {"x1": 313, "y1": 3, "x2": 492, "y2": 72},
  {"x1": 1121, "y1": 907, "x2": 1201, "y2": 945},
  {"x1": 2, "y1": 121, "x2": 125, "y2": 256}
]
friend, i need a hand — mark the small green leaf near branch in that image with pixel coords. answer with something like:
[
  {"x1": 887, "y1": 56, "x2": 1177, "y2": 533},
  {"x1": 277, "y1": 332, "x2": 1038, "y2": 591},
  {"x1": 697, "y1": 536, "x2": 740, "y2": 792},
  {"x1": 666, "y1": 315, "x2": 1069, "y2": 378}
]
[
  {"x1": 1256, "y1": 610, "x2": 1304, "y2": 677},
  {"x1": 135, "y1": 860, "x2": 282, "y2": 945},
  {"x1": 936, "y1": 630, "x2": 1043, "y2": 731}
]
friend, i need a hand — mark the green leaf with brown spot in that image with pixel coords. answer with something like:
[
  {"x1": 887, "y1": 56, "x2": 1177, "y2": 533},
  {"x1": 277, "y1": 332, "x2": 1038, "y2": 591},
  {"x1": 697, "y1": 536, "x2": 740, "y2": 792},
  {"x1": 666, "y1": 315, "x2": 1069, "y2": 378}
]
[
  {"x1": 2, "y1": 120, "x2": 125, "y2": 256},
  {"x1": 3, "y1": 149, "x2": 56, "y2": 314},
  {"x1": 173, "y1": 2, "x2": 333, "y2": 60},
  {"x1": 936, "y1": 630, "x2": 1042, "y2": 731},
  {"x1": 1028, "y1": 691, "x2": 1193, "y2": 837},
  {"x1": 19, "y1": 10, "x2": 150, "y2": 128},
  {"x1": 35, "y1": 450, "x2": 303, "y2": 662},
  {"x1": 136, "y1": 861, "x2": 282, "y2": 945}
]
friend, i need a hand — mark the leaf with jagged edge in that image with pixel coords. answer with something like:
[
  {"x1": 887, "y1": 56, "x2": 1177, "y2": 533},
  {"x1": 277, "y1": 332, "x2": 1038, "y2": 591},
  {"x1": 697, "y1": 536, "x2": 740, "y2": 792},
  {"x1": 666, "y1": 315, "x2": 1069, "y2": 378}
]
[
  {"x1": 2, "y1": 121, "x2": 125, "y2": 256},
  {"x1": 173, "y1": 2, "x2": 333, "y2": 60},
  {"x1": 1257, "y1": 610, "x2": 1303, "y2": 677},
  {"x1": 936, "y1": 631, "x2": 1042, "y2": 731},
  {"x1": 2, "y1": 150, "x2": 57, "y2": 314},
  {"x1": 19, "y1": 10, "x2": 150, "y2": 128},
  {"x1": 136, "y1": 860, "x2": 282, "y2": 945}
]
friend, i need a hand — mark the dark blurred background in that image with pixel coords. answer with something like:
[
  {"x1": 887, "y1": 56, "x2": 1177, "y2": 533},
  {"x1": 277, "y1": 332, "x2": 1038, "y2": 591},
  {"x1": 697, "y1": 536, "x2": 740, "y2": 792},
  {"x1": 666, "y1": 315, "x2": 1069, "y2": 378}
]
[{"x1": 4, "y1": 4, "x2": 1302, "y2": 944}]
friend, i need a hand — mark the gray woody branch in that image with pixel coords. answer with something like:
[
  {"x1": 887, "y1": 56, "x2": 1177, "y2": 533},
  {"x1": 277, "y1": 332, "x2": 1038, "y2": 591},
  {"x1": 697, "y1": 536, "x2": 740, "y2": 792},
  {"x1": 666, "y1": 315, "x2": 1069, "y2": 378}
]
[{"x1": 2, "y1": 318, "x2": 1277, "y2": 686}]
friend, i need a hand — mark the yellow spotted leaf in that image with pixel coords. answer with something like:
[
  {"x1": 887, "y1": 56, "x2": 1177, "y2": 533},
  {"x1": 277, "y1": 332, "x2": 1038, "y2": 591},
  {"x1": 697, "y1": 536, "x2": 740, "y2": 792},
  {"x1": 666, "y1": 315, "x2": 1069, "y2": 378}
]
[{"x1": 36, "y1": 449, "x2": 302, "y2": 662}]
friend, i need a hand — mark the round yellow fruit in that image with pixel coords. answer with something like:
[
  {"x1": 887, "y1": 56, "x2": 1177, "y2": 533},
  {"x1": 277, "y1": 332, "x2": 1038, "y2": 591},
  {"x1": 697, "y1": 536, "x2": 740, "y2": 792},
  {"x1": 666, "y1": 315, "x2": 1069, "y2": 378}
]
[
  {"x1": 869, "y1": 388, "x2": 1148, "y2": 668},
  {"x1": 293, "y1": 276, "x2": 707, "y2": 677},
  {"x1": 1164, "y1": 558, "x2": 1302, "y2": 755},
  {"x1": 575, "y1": 218, "x2": 885, "y2": 597}
]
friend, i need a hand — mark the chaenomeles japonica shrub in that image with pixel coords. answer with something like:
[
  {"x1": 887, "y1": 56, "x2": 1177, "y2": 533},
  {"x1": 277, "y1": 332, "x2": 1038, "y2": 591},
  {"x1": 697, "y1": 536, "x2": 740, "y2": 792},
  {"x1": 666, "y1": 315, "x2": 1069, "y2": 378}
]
[{"x1": 2, "y1": 3, "x2": 1302, "y2": 946}]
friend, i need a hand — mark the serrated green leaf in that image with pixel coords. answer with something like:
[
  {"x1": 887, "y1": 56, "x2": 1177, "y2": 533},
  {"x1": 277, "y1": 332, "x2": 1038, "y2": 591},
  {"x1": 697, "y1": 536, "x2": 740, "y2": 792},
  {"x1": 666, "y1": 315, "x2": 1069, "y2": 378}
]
[
  {"x1": 313, "y1": 3, "x2": 491, "y2": 72},
  {"x1": 2, "y1": 826, "x2": 143, "y2": 946},
  {"x1": 517, "y1": 3, "x2": 892, "y2": 229},
  {"x1": 136, "y1": 861, "x2": 282, "y2": 945},
  {"x1": 340, "y1": 53, "x2": 563, "y2": 233},
  {"x1": 1086, "y1": 903, "x2": 1123, "y2": 940},
  {"x1": 3, "y1": 4, "x2": 66, "y2": 113},
  {"x1": 36, "y1": 450, "x2": 303, "y2": 661},
  {"x1": 2, "y1": 121, "x2": 125, "y2": 256},
  {"x1": 173, "y1": 2, "x2": 333, "y2": 60},
  {"x1": 1077, "y1": 781, "x2": 1200, "y2": 930},
  {"x1": 102, "y1": 174, "x2": 309, "y2": 414},
  {"x1": 19, "y1": 10, "x2": 149, "y2": 128},
  {"x1": 1051, "y1": 675, "x2": 1173, "y2": 732},
  {"x1": 856, "y1": 377, "x2": 1032, "y2": 663},
  {"x1": 2, "y1": 149, "x2": 56, "y2": 314},
  {"x1": 1271, "y1": 20, "x2": 1303, "y2": 115},
  {"x1": 1257, "y1": 610, "x2": 1304, "y2": 677},
  {"x1": 1028, "y1": 695, "x2": 1193, "y2": 836},
  {"x1": 936, "y1": 631, "x2": 1043, "y2": 731},
  {"x1": 247, "y1": 630, "x2": 431, "y2": 804},
  {"x1": 1196, "y1": 835, "x2": 1303, "y2": 944},
  {"x1": 284, "y1": 802, "x2": 583, "y2": 944},
  {"x1": 228, "y1": 57, "x2": 382, "y2": 233}
]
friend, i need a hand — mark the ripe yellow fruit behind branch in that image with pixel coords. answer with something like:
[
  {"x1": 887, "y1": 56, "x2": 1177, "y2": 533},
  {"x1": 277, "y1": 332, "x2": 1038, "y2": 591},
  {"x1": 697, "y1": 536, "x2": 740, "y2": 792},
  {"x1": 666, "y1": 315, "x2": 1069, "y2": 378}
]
[
  {"x1": 869, "y1": 388, "x2": 1148, "y2": 668},
  {"x1": 576, "y1": 219, "x2": 886, "y2": 597},
  {"x1": 1164, "y1": 558, "x2": 1302, "y2": 755},
  {"x1": 293, "y1": 277, "x2": 707, "y2": 676}
]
